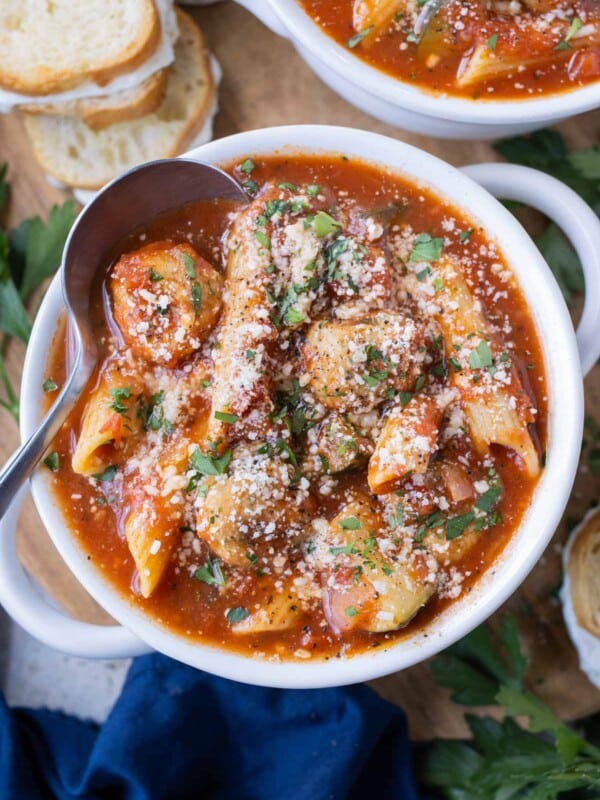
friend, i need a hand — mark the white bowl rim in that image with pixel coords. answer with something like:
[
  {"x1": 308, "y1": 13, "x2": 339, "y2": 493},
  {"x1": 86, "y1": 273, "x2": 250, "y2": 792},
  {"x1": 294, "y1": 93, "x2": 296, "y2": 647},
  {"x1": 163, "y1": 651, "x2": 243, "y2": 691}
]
[
  {"x1": 21, "y1": 125, "x2": 583, "y2": 688},
  {"x1": 268, "y1": 0, "x2": 600, "y2": 124}
]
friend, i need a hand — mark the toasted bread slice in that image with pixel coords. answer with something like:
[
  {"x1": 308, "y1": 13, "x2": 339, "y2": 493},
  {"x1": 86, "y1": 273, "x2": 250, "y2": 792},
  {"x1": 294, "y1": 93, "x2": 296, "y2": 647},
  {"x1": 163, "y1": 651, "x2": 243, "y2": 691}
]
[
  {"x1": 20, "y1": 69, "x2": 168, "y2": 130},
  {"x1": 567, "y1": 508, "x2": 600, "y2": 638},
  {"x1": 24, "y1": 11, "x2": 215, "y2": 189},
  {"x1": 0, "y1": 0, "x2": 159, "y2": 95}
]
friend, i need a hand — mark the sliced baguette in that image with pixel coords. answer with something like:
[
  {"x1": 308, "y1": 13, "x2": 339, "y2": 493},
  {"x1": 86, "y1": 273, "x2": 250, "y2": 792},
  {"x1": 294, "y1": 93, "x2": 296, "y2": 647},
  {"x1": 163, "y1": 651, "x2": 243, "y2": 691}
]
[
  {"x1": 567, "y1": 508, "x2": 600, "y2": 638},
  {"x1": 24, "y1": 11, "x2": 215, "y2": 189},
  {"x1": 20, "y1": 69, "x2": 169, "y2": 130},
  {"x1": 0, "y1": 0, "x2": 160, "y2": 95}
]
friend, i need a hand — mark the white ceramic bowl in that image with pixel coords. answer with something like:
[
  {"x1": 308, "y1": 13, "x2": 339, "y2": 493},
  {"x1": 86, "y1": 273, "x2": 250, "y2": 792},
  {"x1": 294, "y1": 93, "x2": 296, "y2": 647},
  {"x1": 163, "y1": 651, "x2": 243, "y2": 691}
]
[
  {"x1": 234, "y1": 0, "x2": 600, "y2": 140},
  {"x1": 2, "y1": 125, "x2": 600, "y2": 688}
]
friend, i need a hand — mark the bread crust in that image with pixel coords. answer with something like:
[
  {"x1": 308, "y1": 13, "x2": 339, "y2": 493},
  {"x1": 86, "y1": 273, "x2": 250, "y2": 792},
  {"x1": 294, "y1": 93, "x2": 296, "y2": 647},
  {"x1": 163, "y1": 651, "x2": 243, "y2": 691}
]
[
  {"x1": 568, "y1": 507, "x2": 600, "y2": 638},
  {"x1": 22, "y1": 11, "x2": 217, "y2": 189},
  {"x1": 0, "y1": 0, "x2": 160, "y2": 95},
  {"x1": 20, "y1": 69, "x2": 169, "y2": 130}
]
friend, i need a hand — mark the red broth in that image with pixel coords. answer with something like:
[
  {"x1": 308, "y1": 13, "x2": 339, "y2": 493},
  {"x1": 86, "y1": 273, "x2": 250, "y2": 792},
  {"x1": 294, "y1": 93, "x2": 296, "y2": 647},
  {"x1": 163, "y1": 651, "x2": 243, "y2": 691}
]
[
  {"x1": 43, "y1": 154, "x2": 547, "y2": 662},
  {"x1": 299, "y1": 0, "x2": 600, "y2": 100}
]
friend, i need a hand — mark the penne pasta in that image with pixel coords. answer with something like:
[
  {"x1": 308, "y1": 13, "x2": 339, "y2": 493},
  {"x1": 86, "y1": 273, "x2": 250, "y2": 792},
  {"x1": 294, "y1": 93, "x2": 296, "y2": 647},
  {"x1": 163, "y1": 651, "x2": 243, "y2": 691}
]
[
  {"x1": 72, "y1": 369, "x2": 143, "y2": 476},
  {"x1": 353, "y1": 0, "x2": 405, "y2": 37},
  {"x1": 368, "y1": 393, "x2": 442, "y2": 493}
]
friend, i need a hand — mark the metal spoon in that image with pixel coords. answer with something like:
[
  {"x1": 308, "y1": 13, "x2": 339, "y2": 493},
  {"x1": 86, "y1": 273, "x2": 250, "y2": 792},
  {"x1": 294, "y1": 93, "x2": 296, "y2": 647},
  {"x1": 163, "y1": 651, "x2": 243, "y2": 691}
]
[
  {"x1": 412, "y1": 0, "x2": 447, "y2": 43},
  {"x1": 0, "y1": 158, "x2": 248, "y2": 520}
]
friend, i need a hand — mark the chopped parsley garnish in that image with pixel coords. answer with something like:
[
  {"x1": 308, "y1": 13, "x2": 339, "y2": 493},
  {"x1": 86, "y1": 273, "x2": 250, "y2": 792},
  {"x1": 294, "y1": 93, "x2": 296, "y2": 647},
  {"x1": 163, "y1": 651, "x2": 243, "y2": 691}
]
[
  {"x1": 194, "y1": 555, "x2": 225, "y2": 588},
  {"x1": 459, "y1": 229, "x2": 473, "y2": 243},
  {"x1": 214, "y1": 410, "x2": 238, "y2": 424},
  {"x1": 191, "y1": 282, "x2": 202, "y2": 314},
  {"x1": 314, "y1": 210, "x2": 342, "y2": 238},
  {"x1": 109, "y1": 386, "x2": 131, "y2": 415},
  {"x1": 398, "y1": 391, "x2": 412, "y2": 406},
  {"x1": 363, "y1": 370, "x2": 388, "y2": 388},
  {"x1": 245, "y1": 349, "x2": 257, "y2": 361},
  {"x1": 433, "y1": 277, "x2": 444, "y2": 292},
  {"x1": 344, "y1": 606, "x2": 358, "y2": 617},
  {"x1": 306, "y1": 184, "x2": 321, "y2": 197},
  {"x1": 415, "y1": 510, "x2": 444, "y2": 542},
  {"x1": 284, "y1": 307, "x2": 305, "y2": 325},
  {"x1": 416, "y1": 266, "x2": 431, "y2": 282},
  {"x1": 42, "y1": 378, "x2": 58, "y2": 392},
  {"x1": 469, "y1": 340, "x2": 493, "y2": 370},
  {"x1": 182, "y1": 252, "x2": 196, "y2": 279},
  {"x1": 409, "y1": 233, "x2": 444, "y2": 262},
  {"x1": 346, "y1": 24, "x2": 374, "y2": 48},
  {"x1": 94, "y1": 464, "x2": 117, "y2": 482},
  {"x1": 414, "y1": 374, "x2": 426, "y2": 392},
  {"x1": 149, "y1": 269, "x2": 163, "y2": 282},
  {"x1": 141, "y1": 391, "x2": 166, "y2": 432},
  {"x1": 555, "y1": 17, "x2": 582, "y2": 49},
  {"x1": 226, "y1": 606, "x2": 249, "y2": 624},
  {"x1": 475, "y1": 484, "x2": 503, "y2": 513},
  {"x1": 339, "y1": 516, "x2": 362, "y2": 530},
  {"x1": 487, "y1": 33, "x2": 498, "y2": 51},
  {"x1": 278, "y1": 181, "x2": 298, "y2": 191},
  {"x1": 242, "y1": 179, "x2": 258, "y2": 195},
  {"x1": 445, "y1": 512, "x2": 476, "y2": 540},
  {"x1": 254, "y1": 229, "x2": 271, "y2": 250},
  {"x1": 240, "y1": 158, "x2": 255, "y2": 174},
  {"x1": 265, "y1": 199, "x2": 288, "y2": 218},
  {"x1": 43, "y1": 451, "x2": 60, "y2": 472},
  {"x1": 449, "y1": 357, "x2": 462, "y2": 372},
  {"x1": 330, "y1": 544, "x2": 358, "y2": 555},
  {"x1": 275, "y1": 439, "x2": 301, "y2": 480},
  {"x1": 189, "y1": 447, "x2": 231, "y2": 478}
]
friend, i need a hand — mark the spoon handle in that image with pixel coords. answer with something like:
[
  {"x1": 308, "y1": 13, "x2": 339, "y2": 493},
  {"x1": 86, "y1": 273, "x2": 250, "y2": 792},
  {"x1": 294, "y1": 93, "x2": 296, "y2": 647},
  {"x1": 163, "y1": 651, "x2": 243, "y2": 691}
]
[
  {"x1": 0, "y1": 395, "x2": 72, "y2": 519},
  {"x1": 0, "y1": 343, "x2": 93, "y2": 521},
  {"x1": 413, "y1": 0, "x2": 446, "y2": 42}
]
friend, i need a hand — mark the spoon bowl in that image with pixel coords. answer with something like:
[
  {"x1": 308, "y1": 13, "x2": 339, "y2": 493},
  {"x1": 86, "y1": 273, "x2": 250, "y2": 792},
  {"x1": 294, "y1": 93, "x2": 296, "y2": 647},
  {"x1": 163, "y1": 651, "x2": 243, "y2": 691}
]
[{"x1": 0, "y1": 158, "x2": 248, "y2": 519}]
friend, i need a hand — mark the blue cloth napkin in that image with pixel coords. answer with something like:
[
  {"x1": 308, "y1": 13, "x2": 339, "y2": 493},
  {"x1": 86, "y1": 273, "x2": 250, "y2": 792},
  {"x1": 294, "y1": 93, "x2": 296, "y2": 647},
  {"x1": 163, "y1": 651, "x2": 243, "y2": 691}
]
[{"x1": 0, "y1": 653, "x2": 422, "y2": 799}]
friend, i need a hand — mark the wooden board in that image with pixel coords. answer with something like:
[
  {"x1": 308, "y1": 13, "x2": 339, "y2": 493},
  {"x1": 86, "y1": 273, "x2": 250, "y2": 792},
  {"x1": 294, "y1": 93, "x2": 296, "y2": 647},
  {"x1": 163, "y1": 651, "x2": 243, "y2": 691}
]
[{"x1": 1, "y1": 0, "x2": 600, "y2": 740}]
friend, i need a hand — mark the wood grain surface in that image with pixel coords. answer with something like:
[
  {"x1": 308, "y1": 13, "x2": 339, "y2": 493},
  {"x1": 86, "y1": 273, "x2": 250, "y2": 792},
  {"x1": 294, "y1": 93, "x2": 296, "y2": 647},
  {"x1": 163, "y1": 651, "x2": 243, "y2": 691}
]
[{"x1": 1, "y1": 0, "x2": 599, "y2": 740}]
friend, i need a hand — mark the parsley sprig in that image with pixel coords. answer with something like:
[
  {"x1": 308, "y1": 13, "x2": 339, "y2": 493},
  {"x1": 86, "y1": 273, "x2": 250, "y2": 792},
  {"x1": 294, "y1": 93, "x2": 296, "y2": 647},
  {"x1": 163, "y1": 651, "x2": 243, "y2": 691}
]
[
  {"x1": 494, "y1": 130, "x2": 600, "y2": 305},
  {"x1": 0, "y1": 165, "x2": 76, "y2": 422},
  {"x1": 421, "y1": 614, "x2": 600, "y2": 798}
]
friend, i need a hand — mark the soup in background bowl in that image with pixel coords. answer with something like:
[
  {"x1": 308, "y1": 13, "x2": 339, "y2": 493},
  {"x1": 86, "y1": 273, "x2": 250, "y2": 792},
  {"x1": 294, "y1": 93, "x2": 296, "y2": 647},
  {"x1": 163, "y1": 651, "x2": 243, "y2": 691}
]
[
  {"x1": 300, "y1": 0, "x2": 600, "y2": 101},
  {"x1": 234, "y1": 1, "x2": 600, "y2": 138},
  {"x1": 8, "y1": 126, "x2": 599, "y2": 687}
]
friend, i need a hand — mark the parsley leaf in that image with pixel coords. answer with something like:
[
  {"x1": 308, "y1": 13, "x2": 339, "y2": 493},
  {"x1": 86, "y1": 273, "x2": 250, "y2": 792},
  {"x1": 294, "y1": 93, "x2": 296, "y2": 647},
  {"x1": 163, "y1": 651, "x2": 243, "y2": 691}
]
[
  {"x1": 314, "y1": 211, "x2": 342, "y2": 238},
  {"x1": 189, "y1": 447, "x2": 232, "y2": 477},
  {"x1": 469, "y1": 340, "x2": 493, "y2": 370},
  {"x1": 182, "y1": 252, "x2": 196, "y2": 279},
  {"x1": 535, "y1": 223, "x2": 584, "y2": 305},
  {"x1": 422, "y1": 614, "x2": 600, "y2": 798},
  {"x1": 240, "y1": 159, "x2": 255, "y2": 175},
  {"x1": 43, "y1": 451, "x2": 60, "y2": 472},
  {"x1": 94, "y1": 465, "x2": 117, "y2": 482},
  {"x1": 194, "y1": 555, "x2": 225, "y2": 588},
  {"x1": 226, "y1": 606, "x2": 249, "y2": 624},
  {"x1": 0, "y1": 166, "x2": 76, "y2": 423},
  {"x1": 42, "y1": 378, "x2": 58, "y2": 392},
  {"x1": 214, "y1": 410, "x2": 238, "y2": 424},
  {"x1": 409, "y1": 233, "x2": 444, "y2": 262},
  {"x1": 346, "y1": 25, "x2": 374, "y2": 48},
  {"x1": 339, "y1": 516, "x2": 362, "y2": 530}
]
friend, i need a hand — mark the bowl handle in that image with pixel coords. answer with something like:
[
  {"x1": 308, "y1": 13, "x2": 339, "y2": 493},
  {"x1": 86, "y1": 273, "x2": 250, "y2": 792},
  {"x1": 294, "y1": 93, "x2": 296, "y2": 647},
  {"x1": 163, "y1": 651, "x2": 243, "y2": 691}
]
[
  {"x1": 233, "y1": 0, "x2": 289, "y2": 38},
  {"x1": 0, "y1": 487, "x2": 152, "y2": 659},
  {"x1": 462, "y1": 163, "x2": 600, "y2": 376}
]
